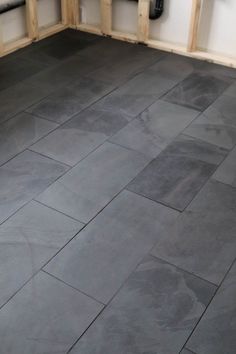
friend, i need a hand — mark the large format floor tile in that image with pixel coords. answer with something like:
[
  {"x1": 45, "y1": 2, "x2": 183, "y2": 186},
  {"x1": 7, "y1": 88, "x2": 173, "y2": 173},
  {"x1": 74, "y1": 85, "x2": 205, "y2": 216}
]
[
  {"x1": 164, "y1": 72, "x2": 231, "y2": 111},
  {"x1": 0, "y1": 201, "x2": 83, "y2": 307},
  {"x1": 184, "y1": 94, "x2": 236, "y2": 149},
  {"x1": 127, "y1": 139, "x2": 218, "y2": 210},
  {"x1": 187, "y1": 261, "x2": 236, "y2": 354},
  {"x1": 213, "y1": 146, "x2": 236, "y2": 187},
  {"x1": 96, "y1": 72, "x2": 177, "y2": 118},
  {"x1": 45, "y1": 191, "x2": 178, "y2": 304},
  {"x1": 36, "y1": 142, "x2": 150, "y2": 222},
  {"x1": 70, "y1": 256, "x2": 215, "y2": 354},
  {"x1": 0, "y1": 271, "x2": 103, "y2": 354},
  {"x1": 31, "y1": 105, "x2": 131, "y2": 166},
  {"x1": 0, "y1": 112, "x2": 57, "y2": 166},
  {"x1": 0, "y1": 82, "x2": 51, "y2": 124},
  {"x1": 181, "y1": 349, "x2": 196, "y2": 354},
  {"x1": 110, "y1": 101, "x2": 199, "y2": 158},
  {"x1": 0, "y1": 150, "x2": 68, "y2": 224},
  {"x1": 151, "y1": 179, "x2": 236, "y2": 284}
]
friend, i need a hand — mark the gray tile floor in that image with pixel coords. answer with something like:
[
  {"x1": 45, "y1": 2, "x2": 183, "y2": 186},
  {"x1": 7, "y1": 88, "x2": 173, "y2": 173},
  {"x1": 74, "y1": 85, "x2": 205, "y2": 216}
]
[{"x1": 0, "y1": 29, "x2": 235, "y2": 354}]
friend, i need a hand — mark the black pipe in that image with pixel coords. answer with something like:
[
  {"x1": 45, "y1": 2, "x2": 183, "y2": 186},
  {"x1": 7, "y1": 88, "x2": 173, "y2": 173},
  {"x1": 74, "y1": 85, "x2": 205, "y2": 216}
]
[
  {"x1": 0, "y1": 0, "x2": 26, "y2": 15},
  {"x1": 149, "y1": 0, "x2": 164, "y2": 20}
]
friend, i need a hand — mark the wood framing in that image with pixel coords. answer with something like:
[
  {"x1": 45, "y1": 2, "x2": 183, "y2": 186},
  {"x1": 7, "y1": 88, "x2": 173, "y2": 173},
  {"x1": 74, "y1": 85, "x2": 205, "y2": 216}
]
[
  {"x1": 0, "y1": 17, "x2": 3, "y2": 55},
  {"x1": 25, "y1": 0, "x2": 39, "y2": 40},
  {"x1": 100, "y1": 0, "x2": 112, "y2": 35},
  {"x1": 137, "y1": 0, "x2": 150, "y2": 43},
  {"x1": 188, "y1": 0, "x2": 201, "y2": 52}
]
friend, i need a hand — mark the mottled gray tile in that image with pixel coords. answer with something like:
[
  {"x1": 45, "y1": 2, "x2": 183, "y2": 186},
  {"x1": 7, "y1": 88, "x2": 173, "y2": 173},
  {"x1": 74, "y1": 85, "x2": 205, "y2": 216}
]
[
  {"x1": 164, "y1": 135, "x2": 228, "y2": 165},
  {"x1": 0, "y1": 150, "x2": 68, "y2": 224},
  {"x1": 0, "y1": 82, "x2": 52, "y2": 124},
  {"x1": 45, "y1": 191, "x2": 178, "y2": 303},
  {"x1": 0, "y1": 271, "x2": 103, "y2": 354},
  {"x1": 0, "y1": 201, "x2": 83, "y2": 307},
  {"x1": 164, "y1": 73, "x2": 231, "y2": 111},
  {"x1": 36, "y1": 142, "x2": 150, "y2": 222},
  {"x1": 187, "y1": 261, "x2": 236, "y2": 354},
  {"x1": 213, "y1": 146, "x2": 236, "y2": 187},
  {"x1": 184, "y1": 94, "x2": 236, "y2": 149},
  {"x1": 0, "y1": 112, "x2": 57, "y2": 166},
  {"x1": 224, "y1": 81, "x2": 236, "y2": 97},
  {"x1": 199, "y1": 61, "x2": 236, "y2": 79},
  {"x1": 147, "y1": 53, "x2": 203, "y2": 81},
  {"x1": 127, "y1": 150, "x2": 216, "y2": 211},
  {"x1": 31, "y1": 107, "x2": 131, "y2": 166},
  {"x1": 97, "y1": 72, "x2": 177, "y2": 118},
  {"x1": 110, "y1": 101, "x2": 200, "y2": 158},
  {"x1": 151, "y1": 179, "x2": 236, "y2": 284},
  {"x1": 70, "y1": 256, "x2": 215, "y2": 354},
  {"x1": 181, "y1": 349, "x2": 196, "y2": 354}
]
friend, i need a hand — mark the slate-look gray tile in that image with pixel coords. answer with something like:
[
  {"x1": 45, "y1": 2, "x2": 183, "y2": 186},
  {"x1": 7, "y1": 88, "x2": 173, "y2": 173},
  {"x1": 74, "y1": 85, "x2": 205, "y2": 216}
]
[
  {"x1": 110, "y1": 101, "x2": 199, "y2": 158},
  {"x1": 187, "y1": 261, "x2": 236, "y2": 354},
  {"x1": 164, "y1": 72, "x2": 231, "y2": 111},
  {"x1": 184, "y1": 94, "x2": 236, "y2": 149},
  {"x1": 0, "y1": 82, "x2": 51, "y2": 124},
  {"x1": 0, "y1": 271, "x2": 103, "y2": 354},
  {"x1": 45, "y1": 190, "x2": 179, "y2": 304},
  {"x1": 213, "y1": 146, "x2": 236, "y2": 187},
  {"x1": 97, "y1": 72, "x2": 177, "y2": 118},
  {"x1": 36, "y1": 142, "x2": 150, "y2": 222},
  {"x1": 31, "y1": 105, "x2": 131, "y2": 166},
  {"x1": 127, "y1": 146, "x2": 216, "y2": 211},
  {"x1": 181, "y1": 349, "x2": 196, "y2": 354},
  {"x1": 0, "y1": 150, "x2": 68, "y2": 224},
  {"x1": 0, "y1": 112, "x2": 58, "y2": 166},
  {"x1": 0, "y1": 201, "x2": 83, "y2": 307},
  {"x1": 70, "y1": 256, "x2": 215, "y2": 354},
  {"x1": 151, "y1": 179, "x2": 236, "y2": 284}
]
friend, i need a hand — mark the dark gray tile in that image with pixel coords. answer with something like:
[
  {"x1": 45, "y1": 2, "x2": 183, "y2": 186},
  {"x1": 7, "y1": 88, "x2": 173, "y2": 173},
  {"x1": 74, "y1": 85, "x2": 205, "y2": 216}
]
[
  {"x1": 0, "y1": 271, "x2": 103, "y2": 354},
  {"x1": 187, "y1": 261, "x2": 236, "y2": 354},
  {"x1": 127, "y1": 150, "x2": 216, "y2": 211},
  {"x1": 164, "y1": 73, "x2": 231, "y2": 111},
  {"x1": 96, "y1": 72, "x2": 177, "y2": 118},
  {"x1": 0, "y1": 201, "x2": 83, "y2": 307},
  {"x1": 0, "y1": 112, "x2": 58, "y2": 166},
  {"x1": 31, "y1": 105, "x2": 131, "y2": 166},
  {"x1": 70, "y1": 256, "x2": 215, "y2": 354},
  {"x1": 45, "y1": 191, "x2": 178, "y2": 303},
  {"x1": 0, "y1": 56, "x2": 47, "y2": 91},
  {"x1": 199, "y1": 61, "x2": 236, "y2": 79},
  {"x1": 147, "y1": 53, "x2": 204, "y2": 82},
  {"x1": 181, "y1": 350, "x2": 196, "y2": 354},
  {"x1": 0, "y1": 150, "x2": 68, "y2": 224},
  {"x1": 26, "y1": 89, "x2": 84, "y2": 124},
  {"x1": 151, "y1": 179, "x2": 236, "y2": 284},
  {"x1": 164, "y1": 135, "x2": 228, "y2": 165},
  {"x1": 110, "y1": 101, "x2": 200, "y2": 158},
  {"x1": 224, "y1": 81, "x2": 236, "y2": 97},
  {"x1": 184, "y1": 94, "x2": 236, "y2": 149},
  {"x1": 213, "y1": 146, "x2": 236, "y2": 187},
  {"x1": 36, "y1": 142, "x2": 150, "y2": 222},
  {"x1": 0, "y1": 82, "x2": 52, "y2": 124}
]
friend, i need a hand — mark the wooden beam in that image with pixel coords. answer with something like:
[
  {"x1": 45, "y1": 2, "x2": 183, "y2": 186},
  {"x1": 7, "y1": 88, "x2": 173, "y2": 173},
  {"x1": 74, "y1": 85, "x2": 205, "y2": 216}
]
[
  {"x1": 61, "y1": 0, "x2": 68, "y2": 25},
  {"x1": 137, "y1": 0, "x2": 150, "y2": 43},
  {"x1": 25, "y1": 0, "x2": 39, "y2": 40},
  {"x1": 68, "y1": 0, "x2": 79, "y2": 27},
  {"x1": 100, "y1": 0, "x2": 112, "y2": 35},
  {"x1": 0, "y1": 17, "x2": 4, "y2": 55},
  {"x1": 188, "y1": 0, "x2": 201, "y2": 52}
]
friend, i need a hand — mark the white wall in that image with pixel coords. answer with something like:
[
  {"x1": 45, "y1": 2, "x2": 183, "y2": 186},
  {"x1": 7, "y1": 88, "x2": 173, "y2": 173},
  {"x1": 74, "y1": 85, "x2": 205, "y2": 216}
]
[{"x1": 1, "y1": 0, "x2": 236, "y2": 59}]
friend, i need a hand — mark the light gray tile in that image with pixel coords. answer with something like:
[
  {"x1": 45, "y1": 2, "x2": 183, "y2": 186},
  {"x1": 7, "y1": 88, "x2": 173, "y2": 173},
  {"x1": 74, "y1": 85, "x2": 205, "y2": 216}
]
[
  {"x1": 31, "y1": 106, "x2": 131, "y2": 166},
  {"x1": 181, "y1": 350, "x2": 196, "y2": 354},
  {"x1": 187, "y1": 261, "x2": 236, "y2": 354},
  {"x1": 184, "y1": 94, "x2": 236, "y2": 149},
  {"x1": 0, "y1": 82, "x2": 52, "y2": 124},
  {"x1": 45, "y1": 190, "x2": 178, "y2": 304},
  {"x1": 213, "y1": 146, "x2": 236, "y2": 187},
  {"x1": 151, "y1": 179, "x2": 236, "y2": 284},
  {"x1": 110, "y1": 101, "x2": 199, "y2": 158},
  {"x1": 0, "y1": 271, "x2": 103, "y2": 354},
  {"x1": 0, "y1": 201, "x2": 83, "y2": 307},
  {"x1": 97, "y1": 72, "x2": 176, "y2": 118},
  {"x1": 164, "y1": 73, "x2": 231, "y2": 111},
  {"x1": 71, "y1": 257, "x2": 215, "y2": 354},
  {"x1": 127, "y1": 150, "x2": 216, "y2": 211},
  {"x1": 0, "y1": 150, "x2": 68, "y2": 224},
  {"x1": 0, "y1": 112, "x2": 58, "y2": 166},
  {"x1": 36, "y1": 142, "x2": 150, "y2": 222}
]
